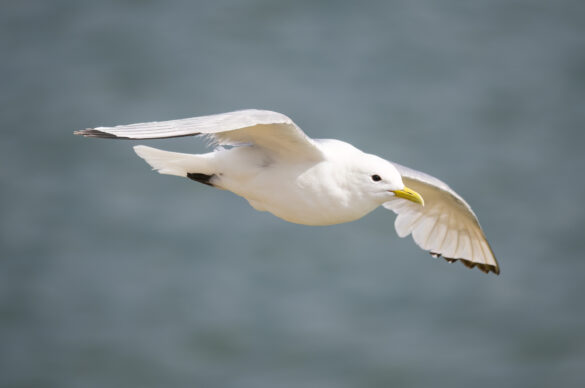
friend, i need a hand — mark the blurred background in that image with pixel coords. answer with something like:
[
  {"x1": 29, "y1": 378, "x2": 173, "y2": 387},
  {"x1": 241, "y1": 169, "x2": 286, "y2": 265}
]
[{"x1": 1, "y1": 0, "x2": 584, "y2": 387}]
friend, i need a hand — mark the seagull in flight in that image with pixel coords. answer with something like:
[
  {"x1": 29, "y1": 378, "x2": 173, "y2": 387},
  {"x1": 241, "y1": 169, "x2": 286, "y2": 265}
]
[{"x1": 75, "y1": 109, "x2": 499, "y2": 274}]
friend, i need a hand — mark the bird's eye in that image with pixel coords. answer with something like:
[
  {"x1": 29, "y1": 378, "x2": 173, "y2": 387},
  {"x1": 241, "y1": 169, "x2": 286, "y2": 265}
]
[{"x1": 371, "y1": 174, "x2": 382, "y2": 182}]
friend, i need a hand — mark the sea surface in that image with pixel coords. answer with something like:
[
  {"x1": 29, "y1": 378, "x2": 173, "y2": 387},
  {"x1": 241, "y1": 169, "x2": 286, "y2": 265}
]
[{"x1": 1, "y1": 1, "x2": 585, "y2": 387}]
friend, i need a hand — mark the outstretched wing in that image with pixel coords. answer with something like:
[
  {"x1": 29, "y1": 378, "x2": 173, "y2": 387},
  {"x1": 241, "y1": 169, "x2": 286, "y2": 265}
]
[
  {"x1": 384, "y1": 163, "x2": 499, "y2": 274},
  {"x1": 75, "y1": 109, "x2": 323, "y2": 160}
]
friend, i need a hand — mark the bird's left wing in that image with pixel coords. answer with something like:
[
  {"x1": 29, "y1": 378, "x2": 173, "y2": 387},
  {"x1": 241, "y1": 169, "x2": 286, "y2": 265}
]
[
  {"x1": 383, "y1": 162, "x2": 499, "y2": 274},
  {"x1": 75, "y1": 109, "x2": 323, "y2": 160}
]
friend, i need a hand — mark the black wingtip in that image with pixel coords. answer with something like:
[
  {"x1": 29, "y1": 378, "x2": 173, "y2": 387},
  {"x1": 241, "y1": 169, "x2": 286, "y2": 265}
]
[
  {"x1": 429, "y1": 251, "x2": 500, "y2": 275},
  {"x1": 74, "y1": 128, "x2": 203, "y2": 140},
  {"x1": 74, "y1": 129, "x2": 131, "y2": 139},
  {"x1": 187, "y1": 172, "x2": 215, "y2": 187}
]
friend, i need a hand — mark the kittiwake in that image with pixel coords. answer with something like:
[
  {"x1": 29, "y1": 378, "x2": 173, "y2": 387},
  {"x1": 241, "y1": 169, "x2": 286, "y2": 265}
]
[{"x1": 75, "y1": 109, "x2": 499, "y2": 274}]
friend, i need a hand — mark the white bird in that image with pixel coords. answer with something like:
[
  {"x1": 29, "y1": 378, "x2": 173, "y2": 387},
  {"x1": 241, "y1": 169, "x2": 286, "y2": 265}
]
[{"x1": 75, "y1": 109, "x2": 499, "y2": 274}]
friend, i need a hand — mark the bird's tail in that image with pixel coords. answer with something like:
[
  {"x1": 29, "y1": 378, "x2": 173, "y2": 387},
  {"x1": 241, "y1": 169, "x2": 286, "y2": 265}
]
[{"x1": 133, "y1": 145, "x2": 213, "y2": 178}]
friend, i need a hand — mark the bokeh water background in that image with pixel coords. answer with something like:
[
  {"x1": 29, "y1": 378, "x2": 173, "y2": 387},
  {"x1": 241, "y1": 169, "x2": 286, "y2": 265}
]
[{"x1": 1, "y1": 1, "x2": 585, "y2": 387}]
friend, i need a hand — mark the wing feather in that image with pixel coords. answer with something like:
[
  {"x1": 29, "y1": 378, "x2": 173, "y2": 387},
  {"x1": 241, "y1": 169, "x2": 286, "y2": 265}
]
[
  {"x1": 384, "y1": 163, "x2": 499, "y2": 274},
  {"x1": 75, "y1": 109, "x2": 323, "y2": 160},
  {"x1": 423, "y1": 216, "x2": 439, "y2": 250}
]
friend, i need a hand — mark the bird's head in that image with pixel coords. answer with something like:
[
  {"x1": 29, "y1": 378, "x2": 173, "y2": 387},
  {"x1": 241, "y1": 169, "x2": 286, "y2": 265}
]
[{"x1": 355, "y1": 154, "x2": 424, "y2": 206}]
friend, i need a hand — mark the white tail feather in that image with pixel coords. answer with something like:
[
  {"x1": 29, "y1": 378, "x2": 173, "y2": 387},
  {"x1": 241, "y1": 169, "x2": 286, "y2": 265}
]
[{"x1": 133, "y1": 145, "x2": 212, "y2": 177}]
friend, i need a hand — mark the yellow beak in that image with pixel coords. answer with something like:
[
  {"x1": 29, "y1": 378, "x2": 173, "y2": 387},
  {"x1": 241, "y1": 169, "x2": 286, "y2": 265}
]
[{"x1": 392, "y1": 186, "x2": 424, "y2": 206}]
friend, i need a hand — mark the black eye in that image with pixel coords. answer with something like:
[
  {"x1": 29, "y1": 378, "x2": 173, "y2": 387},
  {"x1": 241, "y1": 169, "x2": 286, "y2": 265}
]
[{"x1": 371, "y1": 174, "x2": 382, "y2": 182}]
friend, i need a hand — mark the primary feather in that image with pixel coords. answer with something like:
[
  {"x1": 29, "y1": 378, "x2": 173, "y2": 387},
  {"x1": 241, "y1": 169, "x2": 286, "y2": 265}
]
[{"x1": 383, "y1": 163, "x2": 499, "y2": 274}]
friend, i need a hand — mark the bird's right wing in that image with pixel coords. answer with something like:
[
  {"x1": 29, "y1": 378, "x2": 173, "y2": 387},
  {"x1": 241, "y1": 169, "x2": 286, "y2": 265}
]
[
  {"x1": 384, "y1": 162, "x2": 499, "y2": 274},
  {"x1": 75, "y1": 109, "x2": 324, "y2": 160}
]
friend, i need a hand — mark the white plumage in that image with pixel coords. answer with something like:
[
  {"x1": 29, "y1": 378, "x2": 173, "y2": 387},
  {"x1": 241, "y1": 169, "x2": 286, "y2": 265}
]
[
  {"x1": 384, "y1": 163, "x2": 497, "y2": 272},
  {"x1": 76, "y1": 109, "x2": 499, "y2": 274}
]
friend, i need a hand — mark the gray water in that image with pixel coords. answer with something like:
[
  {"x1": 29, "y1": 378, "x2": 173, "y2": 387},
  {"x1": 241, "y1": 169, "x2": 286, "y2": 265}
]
[{"x1": 1, "y1": 1, "x2": 585, "y2": 387}]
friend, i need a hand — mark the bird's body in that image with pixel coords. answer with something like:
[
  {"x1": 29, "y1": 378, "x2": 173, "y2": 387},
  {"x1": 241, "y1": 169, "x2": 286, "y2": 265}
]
[
  {"x1": 136, "y1": 138, "x2": 395, "y2": 226},
  {"x1": 76, "y1": 109, "x2": 499, "y2": 274}
]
